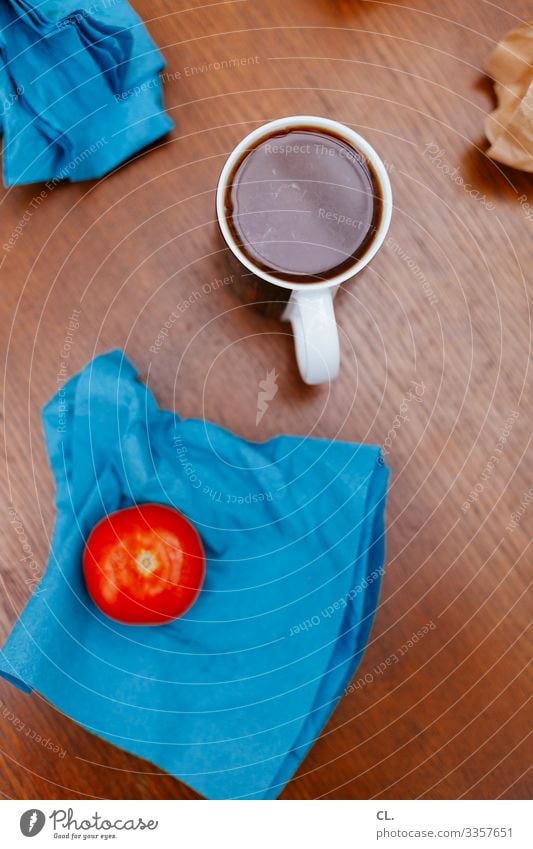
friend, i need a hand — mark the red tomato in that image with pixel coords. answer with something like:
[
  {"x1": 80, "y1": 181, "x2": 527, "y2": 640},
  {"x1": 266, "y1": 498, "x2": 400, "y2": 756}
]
[{"x1": 83, "y1": 504, "x2": 205, "y2": 625}]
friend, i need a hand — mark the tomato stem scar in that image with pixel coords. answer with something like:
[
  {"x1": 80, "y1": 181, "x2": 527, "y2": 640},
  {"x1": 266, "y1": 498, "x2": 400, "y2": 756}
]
[{"x1": 135, "y1": 549, "x2": 158, "y2": 576}]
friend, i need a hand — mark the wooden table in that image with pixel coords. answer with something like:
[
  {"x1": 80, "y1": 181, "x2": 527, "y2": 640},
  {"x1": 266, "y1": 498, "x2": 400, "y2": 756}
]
[{"x1": 0, "y1": 0, "x2": 531, "y2": 801}]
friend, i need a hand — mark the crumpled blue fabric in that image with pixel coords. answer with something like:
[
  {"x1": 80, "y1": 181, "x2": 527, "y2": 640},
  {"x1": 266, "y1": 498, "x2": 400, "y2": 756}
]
[
  {"x1": 0, "y1": 0, "x2": 173, "y2": 185},
  {"x1": 0, "y1": 350, "x2": 389, "y2": 799}
]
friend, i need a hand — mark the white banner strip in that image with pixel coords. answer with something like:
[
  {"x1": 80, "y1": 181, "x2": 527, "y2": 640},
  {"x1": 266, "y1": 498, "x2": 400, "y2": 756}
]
[{"x1": 0, "y1": 799, "x2": 530, "y2": 848}]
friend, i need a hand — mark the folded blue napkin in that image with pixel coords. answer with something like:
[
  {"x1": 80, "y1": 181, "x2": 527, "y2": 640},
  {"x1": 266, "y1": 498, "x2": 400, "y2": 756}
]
[
  {"x1": 0, "y1": 350, "x2": 389, "y2": 799},
  {"x1": 0, "y1": 1, "x2": 173, "y2": 185}
]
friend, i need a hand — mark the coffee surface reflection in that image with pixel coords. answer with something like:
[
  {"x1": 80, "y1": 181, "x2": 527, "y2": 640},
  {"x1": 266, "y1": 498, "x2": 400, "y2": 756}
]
[{"x1": 224, "y1": 128, "x2": 382, "y2": 282}]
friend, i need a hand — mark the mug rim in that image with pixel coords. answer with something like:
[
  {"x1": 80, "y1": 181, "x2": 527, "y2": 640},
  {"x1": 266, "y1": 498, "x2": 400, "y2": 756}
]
[{"x1": 216, "y1": 115, "x2": 393, "y2": 292}]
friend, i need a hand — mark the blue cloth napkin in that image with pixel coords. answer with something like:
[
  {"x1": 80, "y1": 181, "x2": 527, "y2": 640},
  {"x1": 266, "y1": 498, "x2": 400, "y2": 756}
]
[
  {"x1": 0, "y1": 350, "x2": 389, "y2": 799},
  {"x1": 0, "y1": 1, "x2": 173, "y2": 185}
]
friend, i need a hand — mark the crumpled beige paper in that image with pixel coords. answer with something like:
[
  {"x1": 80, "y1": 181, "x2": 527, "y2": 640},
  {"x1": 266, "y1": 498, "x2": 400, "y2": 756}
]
[{"x1": 484, "y1": 22, "x2": 533, "y2": 171}]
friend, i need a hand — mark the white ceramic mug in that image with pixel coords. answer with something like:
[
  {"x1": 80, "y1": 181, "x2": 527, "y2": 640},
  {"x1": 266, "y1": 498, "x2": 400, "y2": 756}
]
[{"x1": 216, "y1": 116, "x2": 393, "y2": 384}]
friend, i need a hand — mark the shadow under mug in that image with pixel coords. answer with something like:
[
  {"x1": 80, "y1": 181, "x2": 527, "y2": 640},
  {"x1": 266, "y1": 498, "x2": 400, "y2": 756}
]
[{"x1": 216, "y1": 116, "x2": 393, "y2": 385}]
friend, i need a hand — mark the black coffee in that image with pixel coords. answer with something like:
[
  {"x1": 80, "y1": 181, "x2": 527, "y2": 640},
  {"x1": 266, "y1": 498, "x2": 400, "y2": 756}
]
[{"x1": 224, "y1": 127, "x2": 382, "y2": 282}]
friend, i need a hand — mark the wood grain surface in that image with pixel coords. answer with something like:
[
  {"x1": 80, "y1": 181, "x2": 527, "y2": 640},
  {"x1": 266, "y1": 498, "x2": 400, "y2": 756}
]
[{"x1": 0, "y1": 0, "x2": 531, "y2": 801}]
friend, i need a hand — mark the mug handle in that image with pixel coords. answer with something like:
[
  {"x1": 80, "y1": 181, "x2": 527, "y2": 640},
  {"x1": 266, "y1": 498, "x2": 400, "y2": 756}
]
[{"x1": 285, "y1": 288, "x2": 340, "y2": 384}]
